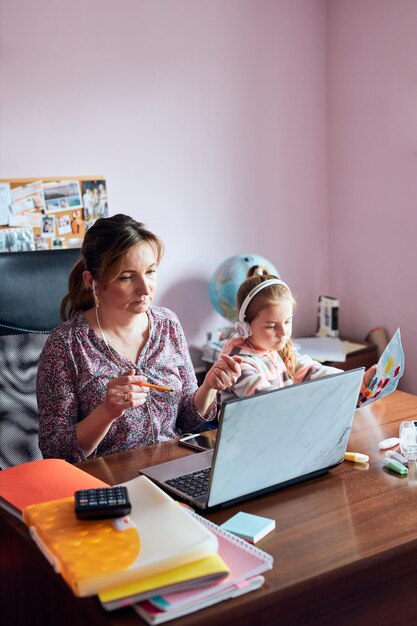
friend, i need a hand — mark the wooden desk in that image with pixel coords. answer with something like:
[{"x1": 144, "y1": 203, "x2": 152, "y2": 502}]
[{"x1": 1, "y1": 391, "x2": 416, "y2": 626}]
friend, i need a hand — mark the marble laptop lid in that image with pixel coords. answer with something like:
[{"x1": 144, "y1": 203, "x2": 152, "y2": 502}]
[{"x1": 140, "y1": 368, "x2": 364, "y2": 510}]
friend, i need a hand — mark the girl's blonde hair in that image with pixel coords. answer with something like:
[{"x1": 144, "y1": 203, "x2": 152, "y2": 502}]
[
  {"x1": 60, "y1": 214, "x2": 164, "y2": 320},
  {"x1": 237, "y1": 265, "x2": 297, "y2": 380}
]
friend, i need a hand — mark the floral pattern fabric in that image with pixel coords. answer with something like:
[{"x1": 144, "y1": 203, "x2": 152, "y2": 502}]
[{"x1": 37, "y1": 307, "x2": 215, "y2": 463}]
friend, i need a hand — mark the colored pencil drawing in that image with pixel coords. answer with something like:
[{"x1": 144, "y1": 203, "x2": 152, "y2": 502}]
[{"x1": 358, "y1": 328, "x2": 404, "y2": 407}]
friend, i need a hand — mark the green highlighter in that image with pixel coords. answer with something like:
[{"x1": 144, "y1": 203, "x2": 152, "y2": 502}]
[{"x1": 383, "y1": 457, "x2": 408, "y2": 475}]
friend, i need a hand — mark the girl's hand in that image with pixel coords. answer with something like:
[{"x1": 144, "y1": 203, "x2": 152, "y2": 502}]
[
  {"x1": 360, "y1": 365, "x2": 377, "y2": 395},
  {"x1": 103, "y1": 368, "x2": 149, "y2": 419},
  {"x1": 204, "y1": 354, "x2": 243, "y2": 391}
]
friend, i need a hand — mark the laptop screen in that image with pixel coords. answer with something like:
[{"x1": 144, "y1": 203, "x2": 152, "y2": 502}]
[{"x1": 207, "y1": 369, "x2": 363, "y2": 507}]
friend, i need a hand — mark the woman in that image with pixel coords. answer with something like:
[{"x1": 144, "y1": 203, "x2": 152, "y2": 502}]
[{"x1": 37, "y1": 214, "x2": 241, "y2": 463}]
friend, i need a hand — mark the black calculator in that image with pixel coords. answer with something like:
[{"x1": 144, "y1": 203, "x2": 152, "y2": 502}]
[{"x1": 74, "y1": 486, "x2": 132, "y2": 520}]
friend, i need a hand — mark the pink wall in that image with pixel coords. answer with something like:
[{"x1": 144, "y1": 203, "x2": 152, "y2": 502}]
[
  {"x1": 0, "y1": 0, "x2": 415, "y2": 392},
  {"x1": 327, "y1": 0, "x2": 417, "y2": 393},
  {"x1": 0, "y1": 0, "x2": 328, "y2": 343}
]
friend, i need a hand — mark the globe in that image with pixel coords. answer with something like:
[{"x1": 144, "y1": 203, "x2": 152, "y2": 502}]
[{"x1": 209, "y1": 254, "x2": 280, "y2": 322}]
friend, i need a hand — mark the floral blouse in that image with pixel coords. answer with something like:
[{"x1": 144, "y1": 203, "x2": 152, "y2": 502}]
[{"x1": 37, "y1": 307, "x2": 215, "y2": 463}]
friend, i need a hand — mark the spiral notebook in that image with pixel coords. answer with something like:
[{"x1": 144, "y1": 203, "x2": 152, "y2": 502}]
[
  {"x1": 134, "y1": 577, "x2": 265, "y2": 624},
  {"x1": 133, "y1": 510, "x2": 273, "y2": 623}
]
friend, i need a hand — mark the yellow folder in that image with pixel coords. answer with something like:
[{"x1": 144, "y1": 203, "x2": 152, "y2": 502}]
[
  {"x1": 23, "y1": 496, "x2": 140, "y2": 597},
  {"x1": 99, "y1": 553, "x2": 229, "y2": 610},
  {"x1": 23, "y1": 476, "x2": 218, "y2": 597}
]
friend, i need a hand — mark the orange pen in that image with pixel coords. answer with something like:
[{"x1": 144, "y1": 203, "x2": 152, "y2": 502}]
[{"x1": 137, "y1": 382, "x2": 173, "y2": 392}]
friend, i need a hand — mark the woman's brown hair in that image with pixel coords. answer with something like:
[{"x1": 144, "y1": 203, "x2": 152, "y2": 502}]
[
  {"x1": 60, "y1": 214, "x2": 164, "y2": 320},
  {"x1": 237, "y1": 265, "x2": 297, "y2": 380}
]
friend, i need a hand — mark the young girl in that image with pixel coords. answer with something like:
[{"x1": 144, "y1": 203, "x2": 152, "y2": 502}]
[{"x1": 220, "y1": 266, "x2": 375, "y2": 403}]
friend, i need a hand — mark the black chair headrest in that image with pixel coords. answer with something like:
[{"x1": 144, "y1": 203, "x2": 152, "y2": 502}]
[{"x1": 0, "y1": 249, "x2": 81, "y2": 335}]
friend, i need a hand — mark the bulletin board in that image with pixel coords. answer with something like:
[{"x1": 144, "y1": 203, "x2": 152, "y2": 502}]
[{"x1": 0, "y1": 176, "x2": 108, "y2": 252}]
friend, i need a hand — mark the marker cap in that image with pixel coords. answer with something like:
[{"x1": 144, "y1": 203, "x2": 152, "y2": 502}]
[
  {"x1": 378, "y1": 437, "x2": 400, "y2": 450},
  {"x1": 384, "y1": 450, "x2": 409, "y2": 466},
  {"x1": 344, "y1": 452, "x2": 369, "y2": 463},
  {"x1": 383, "y1": 457, "x2": 408, "y2": 475}
]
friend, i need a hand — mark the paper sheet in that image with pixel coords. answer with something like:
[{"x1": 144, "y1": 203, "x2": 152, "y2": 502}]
[
  {"x1": 0, "y1": 182, "x2": 12, "y2": 225},
  {"x1": 293, "y1": 337, "x2": 347, "y2": 362},
  {"x1": 358, "y1": 328, "x2": 404, "y2": 407}
]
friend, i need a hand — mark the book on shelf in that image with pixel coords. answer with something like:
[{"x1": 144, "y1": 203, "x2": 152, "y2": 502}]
[
  {"x1": 220, "y1": 511, "x2": 276, "y2": 544},
  {"x1": 0, "y1": 458, "x2": 109, "y2": 520},
  {"x1": 22, "y1": 475, "x2": 218, "y2": 597},
  {"x1": 132, "y1": 511, "x2": 273, "y2": 623}
]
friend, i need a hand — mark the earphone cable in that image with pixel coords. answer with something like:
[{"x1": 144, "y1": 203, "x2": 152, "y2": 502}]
[{"x1": 95, "y1": 305, "x2": 156, "y2": 445}]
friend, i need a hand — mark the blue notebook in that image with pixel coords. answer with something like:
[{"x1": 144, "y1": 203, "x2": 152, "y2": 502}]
[{"x1": 220, "y1": 512, "x2": 275, "y2": 544}]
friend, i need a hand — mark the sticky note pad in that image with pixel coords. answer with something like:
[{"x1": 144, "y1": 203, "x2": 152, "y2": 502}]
[{"x1": 220, "y1": 512, "x2": 275, "y2": 544}]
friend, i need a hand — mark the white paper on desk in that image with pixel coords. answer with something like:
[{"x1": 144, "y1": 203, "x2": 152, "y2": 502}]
[
  {"x1": 357, "y1": 328, "x2": 404, "y2": 408},
  {"x1": 293, "y1": 337, "x2": 346, "y2": 363},
  {"x1": 342, "y1": 340, "x2": 367, "y2": 355}
]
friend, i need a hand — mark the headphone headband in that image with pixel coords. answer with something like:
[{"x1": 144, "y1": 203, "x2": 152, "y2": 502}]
[{"x1": 238, "y1": 278, "x2": 291, "y2": 324}]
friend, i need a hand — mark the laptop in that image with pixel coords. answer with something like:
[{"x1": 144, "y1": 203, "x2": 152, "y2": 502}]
[{"x1": 140, "y1": 368, "x2": 364, "y2": 511}]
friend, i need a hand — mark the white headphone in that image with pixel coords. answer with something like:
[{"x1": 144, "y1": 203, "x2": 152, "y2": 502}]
[{"x1": 234, "y1": 278, "x2": 291, "y2": 339}]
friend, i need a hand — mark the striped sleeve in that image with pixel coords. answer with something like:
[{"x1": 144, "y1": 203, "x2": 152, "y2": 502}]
[
  {"x1": 294, "y1": 352, "x2": 342, "y2": 383},
  {"x1": 220, "y1": 338, "x2": 290, "y2": 402}
]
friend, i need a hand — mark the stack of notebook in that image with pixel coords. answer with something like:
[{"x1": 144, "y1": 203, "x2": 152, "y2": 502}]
[
  {"x1": 1, "y1": 460, "x2": 273, "y2": 621},
  {"x1": 130, "y1": 512, "x2": 272, "y2": 624}
]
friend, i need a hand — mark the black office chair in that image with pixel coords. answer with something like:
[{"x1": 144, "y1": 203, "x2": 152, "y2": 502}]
[{"x1": 0, "y1": 248, "x2": 81, "y2": 468}]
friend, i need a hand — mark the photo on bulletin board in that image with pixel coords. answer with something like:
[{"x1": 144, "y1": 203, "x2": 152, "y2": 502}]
[
  {"x1": 34, "y1": 233, "x2": 49, "y2": 251},
  {"x1": 41, "y1": 214, "x2": 55, "y2": 238},
  {"x1": 81, "y1": 179, "x2": 108, "y2": 221},
  {"x1": 43, "y1": 180, "x2": 83, "y2": 214},
  {"x1": 57, "y1": 213, "x2": 72, "y2": 235}
]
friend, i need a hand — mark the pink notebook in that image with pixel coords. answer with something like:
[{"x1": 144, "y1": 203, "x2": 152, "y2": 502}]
[
  {"x1": 136, "y1": 511, "x2": 273, "y2": 615},
  {"x1": 135, "y1": 576, "x2": 265, "y2": 624}
]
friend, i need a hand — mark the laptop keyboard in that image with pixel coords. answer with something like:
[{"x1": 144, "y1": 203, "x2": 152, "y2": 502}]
[{"x1": 166, "y1": 467, "x2": 211, "y2": 498}]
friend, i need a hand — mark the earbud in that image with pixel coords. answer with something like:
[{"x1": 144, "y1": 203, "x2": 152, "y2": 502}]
[{"x1": 91, "y1": 281, "x2": 100, "y2": 308}]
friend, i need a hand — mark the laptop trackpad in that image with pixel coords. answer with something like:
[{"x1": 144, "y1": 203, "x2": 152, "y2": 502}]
[{"x1": 140, "y1": 449, "x2": 214, "y2": 483}]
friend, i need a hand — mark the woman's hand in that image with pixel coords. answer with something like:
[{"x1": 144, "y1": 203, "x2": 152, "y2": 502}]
[
  {"x1": 77, "y1": 368, "x2": 150, "y2": 457},
  {"x1": 103, "y1": 368, "x2": 150, "y2": 420},
  {"x1": 203, "y1": 354, "x2": 243, "y2": 391},
  {"x1": 360, "y1": 364, "x2": 377, "y2": 395}
]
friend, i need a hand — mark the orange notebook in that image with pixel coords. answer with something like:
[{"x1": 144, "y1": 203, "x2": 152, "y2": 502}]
[{"x1": 0, "y1": 458, "x2": 109, "y2": 520}]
